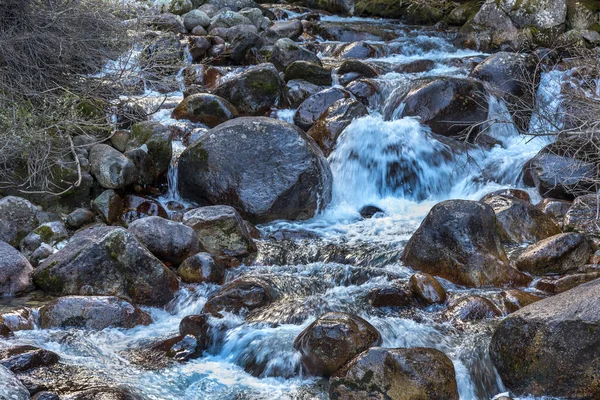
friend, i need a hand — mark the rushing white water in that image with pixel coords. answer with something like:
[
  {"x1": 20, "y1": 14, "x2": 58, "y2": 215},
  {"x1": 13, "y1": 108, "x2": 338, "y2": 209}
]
[{"x1": 0, "y1": 14, "x2": 571, "y2": 400}]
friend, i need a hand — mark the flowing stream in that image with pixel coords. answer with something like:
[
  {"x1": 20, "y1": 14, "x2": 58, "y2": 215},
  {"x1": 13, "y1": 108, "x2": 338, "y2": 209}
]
[{"x1": 1, "y1": 13, "x2": 570, "y2": 400}]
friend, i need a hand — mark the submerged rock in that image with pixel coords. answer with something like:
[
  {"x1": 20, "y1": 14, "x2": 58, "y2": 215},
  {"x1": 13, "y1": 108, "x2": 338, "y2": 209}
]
[
  {"x1": 39, "y1": 296, "x2": 152, "y2": 330},
  {"x1": 294, "y1": 312, "x2": 382, "y2": 377},
  {"x1": 490, "y1": 278, "x2": 600, "y2": 398},
  {"x1": 178, "y1": 117, "x2": 332, "y2": 223},
  {"x1": 329, "y1": 347, "x2": 459, "y2": 400},
  {"x1": 0, "y1": 241, "x2": 34, "y2": 296},
  {"x1": 33, "y1": 226, "x2": 179, "y2": 306},
  {"x1": 402, "y1": 200, "x2": 530, "y2": 287}
]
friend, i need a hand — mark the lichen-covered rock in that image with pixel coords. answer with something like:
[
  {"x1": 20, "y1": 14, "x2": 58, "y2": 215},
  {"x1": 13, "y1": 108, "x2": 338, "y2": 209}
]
[
  {"x1": 490, "y1": 278, "x2": 600, "y2": 398},
  {"x1": 294, "y1": 312, "x2": 382, "y2": 377},
  {"x1": 89, "y1": 144, "x2": 138, "y2": 190},
  {"x1": 33, "y1": 226, "x2": 179, "y2": 306},
  {"x1": 172, "y1": 93, "x2": 238, "y2": 127},
  {"x1": 402, "y1": 200, "x2": 530, "y2": 287},
  {"x1": 515, "y1": 233, "x2": 592, "y2": 275},
  {"x1": 213, "y1": 63, "x2": 283, "y2": 116},
  {"x1": 483, "y1": 195, "x2": 561, "y2": 244},
  {"x1": 128, "y1": 216, "x2": 200, "y2": 265},
  {"x1": 178, "y1": 117, "x2": 332, "y2": 223},
  {"x1": 271, "y1": 38, "x2": 322, "y2": 71},
  {"x1": 39, "y1": 296, "x2": 152, "y2": 330},
  {"x1": 20, "y1": 221, "x2": 68, "y2": 257},
  {"x1": 329, "y1": 347, "x2": 459, "y2": 400},
  {"x1": 0, "y1": 241, "x2": 33, "y2": 296},
  {"x1": 294, "y1": 87, "x2": 350, "y2": 131},
  {"x1": 125, "y1": 121, "x2": 173, "y2": 186}
]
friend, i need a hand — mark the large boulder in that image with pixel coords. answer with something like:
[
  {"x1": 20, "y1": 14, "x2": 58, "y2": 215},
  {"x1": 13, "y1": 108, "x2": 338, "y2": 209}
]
[
  {"x1": 0, "y1": 241, "x2": 33, "y2": 296},
  {"x1": 39, "y1": 296, "x2": 152, "y2": 330},
  {"x1": 271, "y1": 38, "x2": 322, "y2": 71},
  {"x1": 456, "y1": 0, "x2": 567, "y2": 50},
  {"x1": 329, "y1": 347, "x2": 459, "y2": 400},
  {"x1": 390, "y1": 78, "x2": 488, "y2": 141},
  {"x1": 172, "y1": 93, "x2": 238, "y2": 127},
  {"x1": 33, "y1": 226, "x2": 179, "y2": 306},
  {"x1": 524, "y1": 144, "x2": 598, "y2": 199},
  {"x1": 564, "y1": 194, "x2": 600, "y2": 241},
  {"x1": 307, "y1": 98, "x2": 369, "y2": 157},
  {"x1": 128, "y1": 216, "x2": 200, "y2": 265},
  {"x1": 178, "y1": 117, "x2": 332, "y2": 223},
  {"x1": 294, "y1": 87, "x2": 350, "y2": 131},
  {"x1": 515, "y1": 233, "x2": 592, "y2": 275},
  {"x1": 182, "y1": 206, "x2": 255, "y2": 258},
  {"x1": 89, "y1": 144, "x2": 138, "y2": 190},
  {"x1": 402, "y1": 200, "x2": 530, "y2": 287},
  {"x1": 483, "y1": 195, "x2": 561, "y2": 244},
  {"x1": 0, "y1": 196, "x2": 39, "y2": 243},
  {"x1": 490, "y1": 278, "x2": 600, "y2": 398},
  {"x1": 293, "y1": 312, "x2": 382, "y2": 377},
  {"x1": 213, "y1": 63, "x2": 282, "y2": 116},
  {"x1": 126, "y1": 122, "x2": 173, "y2": 186}
]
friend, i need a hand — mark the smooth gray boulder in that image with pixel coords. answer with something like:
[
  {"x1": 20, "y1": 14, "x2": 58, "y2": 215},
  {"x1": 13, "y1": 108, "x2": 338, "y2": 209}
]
[{"x1": 0, "y1": 241, "x2": 33, "y2": 296}]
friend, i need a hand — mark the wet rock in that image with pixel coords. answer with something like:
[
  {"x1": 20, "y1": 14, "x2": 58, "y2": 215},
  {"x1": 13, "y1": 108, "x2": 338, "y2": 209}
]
[
  {"x1": 213, "y1": 63, "x2": 282, "y2": 116},
  {"x1": 178, "y1": 117, "x2": 332, "y2": 223},
  {"x1": 179, "y1": 314, "x2": 210, "y2": 338},
  {"x1": 0, "y1": 241, "x2": 33, "y2": 296},
  {"x1": 409, "y1": 273, "x2": 447, "y2": 305},
  {"x1": 500, "y1": 289, "x2": 543, "y2": 313},
  {"x1": 129, "y1": 216, "x2": 200, "y2": 265},
  {"x1": 0, "y1": 323, "x2": 12, "y2": 338},
  {"x1": 480, "y1": 189, "x2": 531, "y2": 203},
  {"x1": 394, "y1": 59, "x2": 436, "y2": 74},
  {"x1": 515, "y1": 233, "x2": 592, "y2": 275},
  {"x1": 40, "y1": 296, "x2": 151, "y2": 330},
  {"x1": 524, "y1": 144, "x2": 598, "y2": 200},
  {"x1": 271, "y1": 38, "x2": 321, "y2": 71},
  {"x1": 283, "y1": 79, "x2": 324, "y2": 108},
  {"x1": 178, "y1": 252, "x2": 224, "y2": 284},
  {"x1": 0, "y1": 365, "x2": 30, "y2": 399},
  {"x1": 368, "y1": 286, "x2": 412, "y2": 308},
  {"x1": 445, "y1": 295, "x2": 502, "y2": 322},
  {"x1": 294, "y1": 87, "x2": 350, "y2": 131},
  {"x1": 334, "y1": 41, "x2": 375, "y2": 59},
  {"x1": 66, "y1": 387, "x2": 143, "y2": 400},
  {"x1": 490, "y1": 278, "x2": 600, "y2": 398},
  {"x1": 126, "y1": 121, "x2": 173, "y2": 186},
  {"x1": 33, "y1": 226, "x2": 179, "y2": 306},
  {"x1": 395, "y1": 78, "x2": 488, "y2": 141},
  {"x1": 262, "y1": 20, "x2": 304, "y2": 44},
  {"x1": 0, "y1": 308, "x2": 35, "y2": 331},
  {"x1": 183, "y1": 9, "x2": 211, "y2": 31},
  {"x1": 564, "y1": 194, "x2": 600, "y2": 241},
  {"x1": 284, "y1": 61, "x2": 332, "y2": 86},
  {"x1": 536, "y1": 198, "x2": 571, "y2": 227},
  {"x1": 329, "y1": 347, "x2": 459, "y2": 400},
  {"x1": 66, "y1": 208, "x2": 96, "y2": 229},
  {"x1": 0, "y1": 196, "x2": 39, "y2": 243},
  {"x1": 359, "y1": 205, "x2": 383, "y2": 218},
  {"x1": 484, "y1": 195, "x2": 561, "y2": 244},
  {"x1": 307, "y1": 98, "x2": 368, "y2": 156},
  {"x1": 89, "y1": 144, "x2": 137, "y2": 190},
  {"x1": 182, "y1": 206, "x2": 255, "y2": 259},
  {"x1": 294, "y1": 312, "x2": 382, "y2": 377},
  {"x1": 337, "y1": 59, "x2": 378, "y2": 78},
  {"x1": 346, "y1": 79, "x2": 380, "y2": 105},
  {"x1": 0, "y1": 346, "x2": 60, "y2": 373},
  {"x1": 402, "y1": 200, "x2": 530, "y2": 287},
  {"x1": 535, "y1": 271, "x2": 600, "y2": 294},
  {"x1": 92, "y1": 190, "x2": 124, "y2": 225},
  {"x1": 121, "y1": 195, "x2": 168, "y2": 225},
  {"x1": 31, "y1": 392, "x2": 60, "y2": 400},
  {"x1": 204, "y1": 276, "x2": 275, "y2": 315}
]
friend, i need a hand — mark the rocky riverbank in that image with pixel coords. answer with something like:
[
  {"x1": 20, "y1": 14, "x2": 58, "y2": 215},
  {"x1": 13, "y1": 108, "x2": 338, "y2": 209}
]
[{"x1": 1, "y1": 0, "x2": 600, "y2": 398}]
